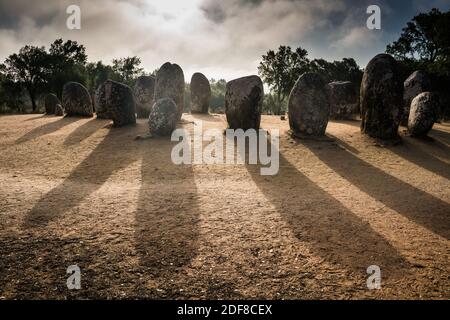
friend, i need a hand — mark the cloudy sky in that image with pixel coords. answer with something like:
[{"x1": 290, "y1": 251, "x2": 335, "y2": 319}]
[{"x1": 1, "y1": 0, "x2": 449, "y2": 82}]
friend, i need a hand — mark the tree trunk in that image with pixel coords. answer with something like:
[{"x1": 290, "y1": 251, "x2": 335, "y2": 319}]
[
  {"x1": 27, "y1": 88, "x2": 37, "y2": 112},
  {"x1": 276, "y1": 90, "x2": 282, "y2": 115}
]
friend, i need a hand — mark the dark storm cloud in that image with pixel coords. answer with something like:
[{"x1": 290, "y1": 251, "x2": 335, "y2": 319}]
[{"x1": 0, "y1": 0, "x2": 450, "y2": 80}]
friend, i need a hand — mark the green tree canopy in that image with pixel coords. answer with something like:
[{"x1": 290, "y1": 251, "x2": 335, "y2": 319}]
[
  {"x1": 386, "y1": 8, "x2": 450, "y2": 66},
  {"x1": 112, "y1": 56, "x2": 144, "y2": 86},
  {"x1": 258, "y1": 45, "x2": 310, "y2": 115},
  {"x1": 0, "y1": 45, "x2": 48, "y2": 111}
]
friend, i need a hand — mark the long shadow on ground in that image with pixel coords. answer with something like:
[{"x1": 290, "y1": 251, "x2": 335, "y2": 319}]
[
  {"x1": 16, "y1": 117, "x2": 83, "y2": 144},
  {"x1": 303, "y1": 139, "x2": 450, "y2": 240},
  {"x1": 246, "y1": 143, "x2": 409, "y2": 278},
  {"x1": 22, "y1": 126, "x2": 140, "y2": 229},
  {"x1": 134, "y1": 132, "x2": 200, "y2": 297}
]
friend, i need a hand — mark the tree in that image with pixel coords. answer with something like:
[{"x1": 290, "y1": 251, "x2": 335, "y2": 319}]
[
  {"x1": 210, "y1": 78, "x2": 227, "y2": 113},
  {"x1": 47, "y1": 38, "x2": 88, "y2": 98},
  {"x1": 258, "y1": 45, "x2": 310, "y2": 115},
  {"x1": 309, "y1": 57, "x2": 363, "y2": 92},
  {"x1": 386, "y1": 8, "x2": 450, "y2": 64},
  {"x1": 86, "y1": 61, "x2": 116, "y2": 91},
  {"x1": 387, "y1": 8, "x2": 450, "y2": 119},
  {"x1": 0, "y1": 45, "x2": 48, "y2": 111},
  {"x1": 112, "y1": 56, "x2": 144, "y2": 85}
]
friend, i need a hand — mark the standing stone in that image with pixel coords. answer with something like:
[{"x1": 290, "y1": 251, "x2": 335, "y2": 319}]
[
  {"x1": 44, "y1": 93, "x2": 60, "y2": 114},
  {"x1": 62, "y1": 82, "x2": 94, "y2": 117},
  {"x1": 190, "y1": 73, "x2": 211, "y2": 114},
  {"x1": 96, "y1": 80, "x2": 136, "y2": 127},
  {"x1": 225, "y1": 75, "x2": 263, "y2": 130},
  {"x1": 327, "y1": 81, "x2": 358, "y2": 120},
  {"x1": 402, "y1": 70, "x2": 432, "y2": 125},
  {"x1": 95, "y1": 81, "x2": 109, "y2": 119},
  {"x1": 360, "y1": 54, "x2": 403, "y2": 139},
  {"x1": 408, "y1": 92, "x2": 439, "y2": 137},
  {"x1": 55, "y1": 104, "x2": 64, "y2": 116},
  {"x1": 148, "y1": 98, "x2": 178, "y2": 136},
  {"x1": 134, "y1": 75, "x2": 155, "y2": 118},
  {"x1": 288, "y1": 73, "x2": 329, "y2": 137},
  {"x1": 154, "y1": 62, "x2": 185, "y2": 120}
]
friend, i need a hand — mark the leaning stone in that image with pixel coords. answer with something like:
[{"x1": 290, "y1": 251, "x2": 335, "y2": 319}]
[
  {"x1": 44, "y1": 93, "x2": 60, "y2": 114},
  {"x1": 97, "y1": 80, "x2": 136, "y2": 127},
  {"x1": 148, "y1": 98, "x2": 178, "y2": 136},
  {"x1": 154, "y1": 62, "x2": 185, "y2": 120},
  {"x1": 327, "y1": 81, "x2": 358, "y2": 120},
  {"x1": 190, "y1": 73, "x2": 211, "y2": 114},
  {"x1": 360, "y1": 54, "x2": 403, "y2": 139},
  {"x1": 54, "y1": 104, "x2": 64, "y2": 116},
  {"x1": 403, "y1": 70, "x2": 432, "y2": 125},
  {"x1": 134, "y1": 75, "x2": 155, "y2": 118},
  {"x1": 62, "y1": 82, "x2": 93, "y2": 117},
  {"x1": 408, "y1": 92, "x2": 440, "y2": 137},
  {"x1": 225, "y1": 75, "x2": 263, "y2": 130},
  {"x1": 288, "y1": 73, "x2": 329, "y2": 137},
  {"x1": 95, "y1": 81, "x2": 109, "y2": 119}
]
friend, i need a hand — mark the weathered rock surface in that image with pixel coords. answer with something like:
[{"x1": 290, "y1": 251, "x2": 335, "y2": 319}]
[
  {"x1": 96, "y1": 80, "x2": 136, "y2": 127},
  {"x1": 148, "y1": 98, "x2": 178, "y2": 136},
  {"x1": 54, "y1": 104, "x2": 64, "y2": 116},
  {"x1": 288, "y1": 73, "x2": 329, "y2": 136},
  {"x1": 403, "y1": 70, "x2": 432, "y2": 125},
  {"x1": 62, "y1": 82, "x2": 93, "y2": 117},
  {"x1": 190, "y1": 73, "x2": 211, "y2": 114},
  {"x1": 154, "y1": 62, "x2": 185, "y2": 120},
  {"x1": 408, "y1": 92, "x2": 439, "y2": 137},
  {"x1": 95, "y1": 81, "x2": 109, "y2": 119},
  {"x1": 360, "y1": 54, "x2": 403, "y2": 139},
  {"x1": 44, "y1": 93, "x2": 60, "y2": 115},
  {"x1": 327, "y1": 81, "x2": 358, "y2": 120},
  {"x1": 134, "y1": 76, "x2": 155, "y2": 118},
  {"x1": 225, "y1": 75, "x2": 263, "y2": 130}
]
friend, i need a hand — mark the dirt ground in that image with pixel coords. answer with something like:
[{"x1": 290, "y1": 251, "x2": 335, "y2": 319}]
[{"x1": 0, "y1": 113, "x2": 449, "y2": 300}]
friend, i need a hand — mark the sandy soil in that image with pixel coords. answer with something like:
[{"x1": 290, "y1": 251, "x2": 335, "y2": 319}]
[{"x1": 0, "y1": 113, "x2": 449, "y2": 300}]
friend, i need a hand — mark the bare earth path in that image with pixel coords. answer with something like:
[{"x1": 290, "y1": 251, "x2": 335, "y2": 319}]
[{"x1": 0, "y1": 114, "x2": 449, "y2": 299}]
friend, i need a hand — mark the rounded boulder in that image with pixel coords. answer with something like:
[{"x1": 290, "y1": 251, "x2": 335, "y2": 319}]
[
  {"x1": 62, "y1": 82, "x2": 93, "y2": 117},
  {"x1": 408, "y1": 92, "x2": 440, "y2": 137},
  {"x1": 190, "y1": 73, "x2": 211, "y2": 114},
  {"x1": 148, "y1": 98, "x2": 178, "y2": 136},
  {"x1": 288, "y1": 73, "x2": 329, "y2": 136},
  {"x1": 225, "y1": 75, "x2": 263, "y2": 130},
  {"x1": 360, "y1": 54, "x2": 403, "y2": 139}
]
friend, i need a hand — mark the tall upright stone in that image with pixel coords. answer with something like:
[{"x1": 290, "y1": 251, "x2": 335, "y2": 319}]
[
  {"x1": 95, "y1": 80, "x2": 136, "y2": 127},
  {"x1": 190, "y1": 73, "x2": 211, "y2": 114},
  {"x1": 134, "y1": 75, "x2": 155, "y2": 118},
  {"x1": 95, "y1": 81, "x2": 109, "y2": 119},
  {"x1": 154, "y1": 62, "x2": 185, "y2": 120},
  {"x1": 327, "y1": 81, "x2": 358, "y2": 120},
  {"x1": 360, "y1": 54, "x2": 403, "y2": 139},
  {"x1": 403, "y1": 70, "x2": 432, "y2": 125},
  {"x1": 288, "y1": 73, "x2": 329, "y2": 137},
  {"x1": 62, "y1": 82, "x2": 94, "y2": 117},
  {"x1": 408, "y1": 92, "x2": 440, "y2": 137},
  {"x1": 225, "y1": 75, "x2": 263, "y2": 130}
]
